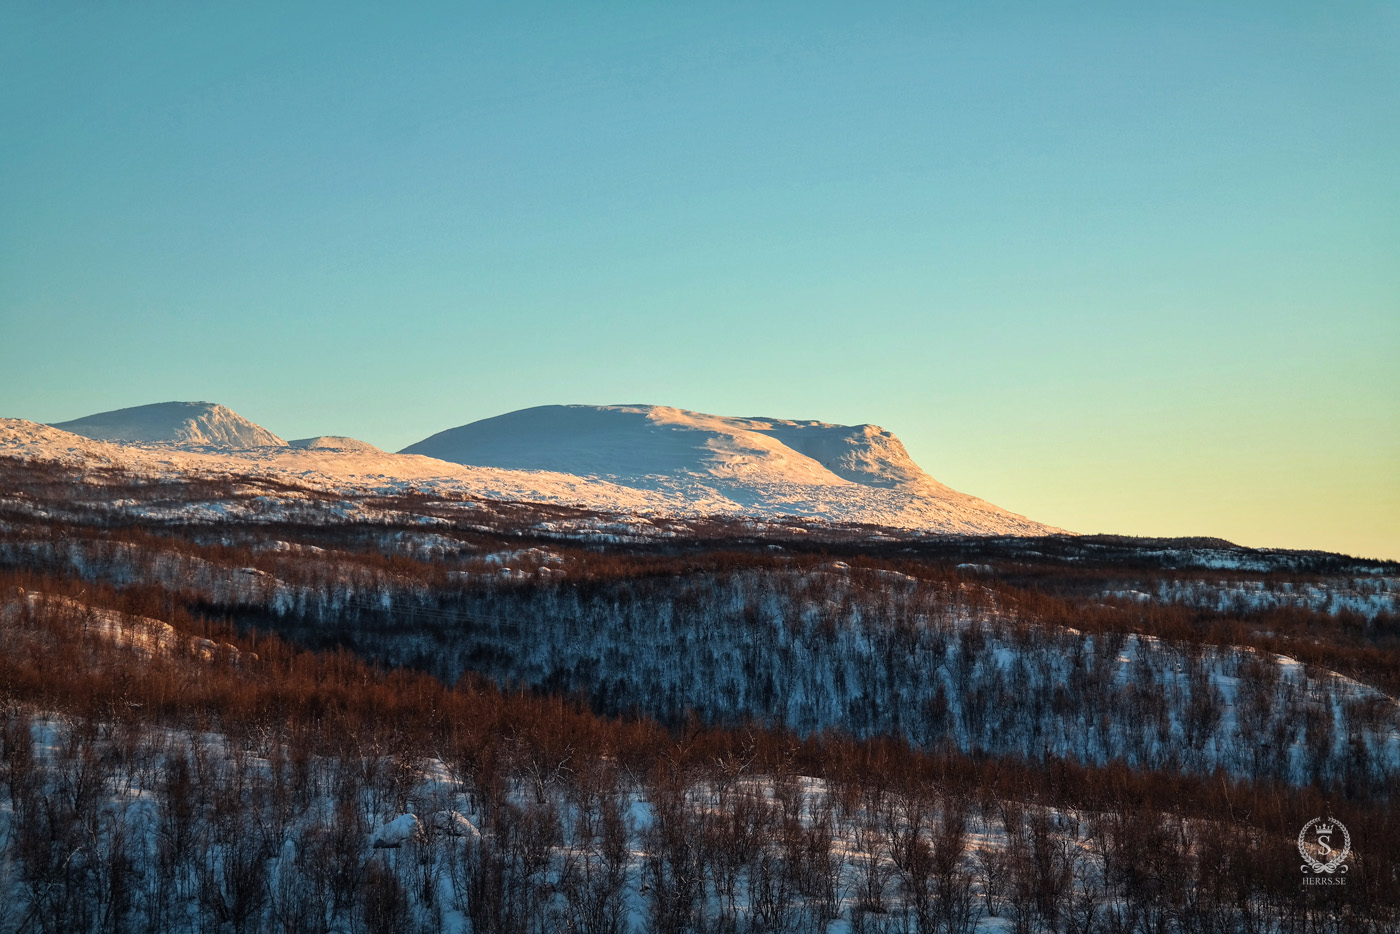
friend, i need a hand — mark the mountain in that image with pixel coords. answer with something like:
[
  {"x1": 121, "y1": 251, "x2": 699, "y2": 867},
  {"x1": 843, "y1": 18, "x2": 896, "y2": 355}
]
[
  {"x1": 401, "y1": 405, "x2": 925, "y2": 487},
  {"x1": 50, "y1": 402, "x2": 286, "y2": 448},
  {"x1": 401, "y1": 404, "x2": 1056, "y2": 534},
  {"x1": 289, "y1": 436, "x2": 385, "y2": 455},
  {"x1": 4, "y1": 400, "x2": 1057, "y2": 534}
]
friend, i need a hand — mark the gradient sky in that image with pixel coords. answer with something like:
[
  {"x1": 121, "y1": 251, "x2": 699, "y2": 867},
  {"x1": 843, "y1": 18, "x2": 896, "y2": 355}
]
[{"x1": 2, "y1": 2, "x2": 1397, "y2": 558}]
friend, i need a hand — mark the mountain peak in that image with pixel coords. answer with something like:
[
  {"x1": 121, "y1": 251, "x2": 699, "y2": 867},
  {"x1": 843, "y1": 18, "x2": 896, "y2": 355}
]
[{"x1": 50, "y1": 401, "x2": 286, "y2": 448}]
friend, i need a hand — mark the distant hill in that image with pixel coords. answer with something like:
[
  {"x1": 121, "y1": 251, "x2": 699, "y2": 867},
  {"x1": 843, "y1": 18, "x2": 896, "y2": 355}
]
[
  {"x1": 51, "y1": 401, "x2": 286, "y2": 448},
  {"x1": 401, "y1": 404, "x2": 1057, "y2": 535},
  {"x1": 289, "y1": 436, "x2": 385, "y2": 455},
  {"x1": 12, "y1": 400, "x2": 1059, "y2": 535}
]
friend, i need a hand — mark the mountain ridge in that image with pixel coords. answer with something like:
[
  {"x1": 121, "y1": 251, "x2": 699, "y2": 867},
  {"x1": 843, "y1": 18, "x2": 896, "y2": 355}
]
[{"x1": 13, "y1": 401, "x2": 1060, "y2": 536}]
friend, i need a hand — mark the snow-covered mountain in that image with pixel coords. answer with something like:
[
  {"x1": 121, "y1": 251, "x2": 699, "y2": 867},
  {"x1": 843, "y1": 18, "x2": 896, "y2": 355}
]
[
  {"x1": 403, "y1": 404, "x2": 1053, "y2": 534},
  {"x1": 289, "y1": 436, "x2": 386, "y2": 455},
  {"x1": 51, "y1": 401, "x2": 286, "y2": 448},
  {"x1": 6, "y1": 402, "x2": 1060, "y2": 535},
  {"x1": 401, "y1": 405, "x2": 938, "y2": 490}
]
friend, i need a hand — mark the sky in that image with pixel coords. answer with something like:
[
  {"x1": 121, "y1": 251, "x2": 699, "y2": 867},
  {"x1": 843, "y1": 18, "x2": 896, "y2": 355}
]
[{"x1": 2, "y1": 2, "x2": 1397, "y2": 559}]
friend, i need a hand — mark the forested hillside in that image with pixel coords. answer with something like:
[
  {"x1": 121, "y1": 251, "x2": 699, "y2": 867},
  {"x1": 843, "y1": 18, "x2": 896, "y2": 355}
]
[{"x1": 1, "y1": 457, "x2": 1396, "y2": 931}]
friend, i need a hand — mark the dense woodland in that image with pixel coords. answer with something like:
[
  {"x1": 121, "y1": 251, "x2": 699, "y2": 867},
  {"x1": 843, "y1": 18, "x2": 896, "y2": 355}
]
[{"x1": 0, "y1": 457, "x2": 1397, "y2": 932}]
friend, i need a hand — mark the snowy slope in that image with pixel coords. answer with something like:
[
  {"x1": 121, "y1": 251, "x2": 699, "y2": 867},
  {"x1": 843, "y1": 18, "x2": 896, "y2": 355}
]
[
  {"x1": 3, "y1": 402, "x2": 1061, "y2": 535},
  {"x1": 0, "y1": 418, "x2": 684, "y2": 512},
  {"x1": 51, "y1": 401, "x2": 287, "y2": 447},
  {"x1": 0, "y1": 419, "x2": 138, "y2": 465}
]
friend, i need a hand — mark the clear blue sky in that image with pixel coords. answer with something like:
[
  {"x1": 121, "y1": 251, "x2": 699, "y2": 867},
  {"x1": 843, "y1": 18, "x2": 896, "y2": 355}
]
[{"x1": 3, "y1": 2, "x2": 1397, "y2": 558}]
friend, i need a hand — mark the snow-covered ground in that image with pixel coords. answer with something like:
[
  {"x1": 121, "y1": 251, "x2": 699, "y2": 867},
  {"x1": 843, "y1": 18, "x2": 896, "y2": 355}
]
[
  {"x1": 1109, "y1": 576, "x2": 1400, "y2": 620},
  {"x1": 14, "y1": 537, "x2": 1392, "y2": 790},
  {"x1": 0, "y1": 706, "x2": 1067, "y2": 934}
]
